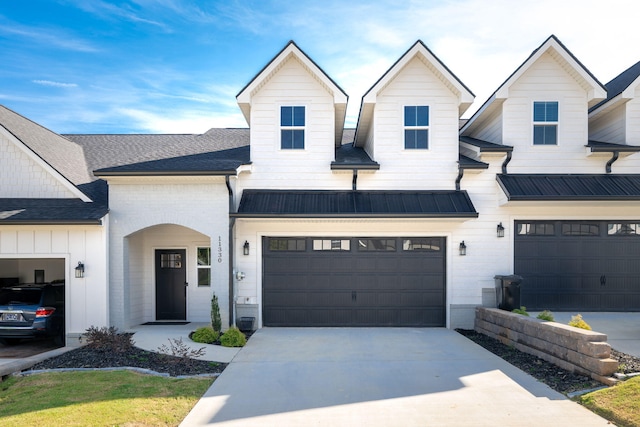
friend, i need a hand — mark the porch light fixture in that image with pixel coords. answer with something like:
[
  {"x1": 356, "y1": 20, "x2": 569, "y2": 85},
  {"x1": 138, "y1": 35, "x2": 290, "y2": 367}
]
[
  {"x1": 75, "y1": 262, "x2": 85, "y2": 278},
  {"x1": 243, "y1": 241, "x2": 250, "y2": 256},
  {"x1": 497, "y1": 222, "x2": 505, "y2": 238},
  {"x1": 459, "y1": 241, "x2": 467, "y2": 256}
]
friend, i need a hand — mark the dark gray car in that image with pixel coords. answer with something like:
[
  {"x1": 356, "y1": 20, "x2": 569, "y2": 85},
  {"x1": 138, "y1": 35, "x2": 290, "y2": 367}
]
[{"x1": 0, "y1": 283, "x2": 65, "y2": 346}]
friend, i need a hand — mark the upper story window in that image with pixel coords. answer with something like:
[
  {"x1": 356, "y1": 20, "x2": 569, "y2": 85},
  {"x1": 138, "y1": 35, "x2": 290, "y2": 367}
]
[
  {"x1": 404, "y1": 106, "x2": 429, "y2": 149},
  {"x1": 281, "y1": 106, "x2": 305, "y2": 149},
  {"x1": 533, "y1": 101, "x2": 558, "y2": 145}
]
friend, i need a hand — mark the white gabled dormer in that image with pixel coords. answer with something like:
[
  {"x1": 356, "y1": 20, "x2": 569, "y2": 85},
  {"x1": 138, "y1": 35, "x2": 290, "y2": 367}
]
[
  {"x1": 461, "y1": 35, "x2": 607, "y2": 174},
  {"x1": 235, "y1": 41, "x2": 349, "y2": 190},
  {"x1": 353, "y1": 40, "x2": 474, "y2": 190}
]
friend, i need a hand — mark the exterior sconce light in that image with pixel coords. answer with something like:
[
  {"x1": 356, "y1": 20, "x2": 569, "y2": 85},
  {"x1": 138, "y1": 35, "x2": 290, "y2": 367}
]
[
  {"x1": 497, "y1": 222, "x2": 505, "y2": 238},
  {"x1": 243, "y1": 241, "x2": 250, "y2": 256},
  {"x1": 75, "y1": 262, "x2": 85, "y2": 278},
  {"x1": 459, "y1": 241, "x2": 467, "y2": 256}
]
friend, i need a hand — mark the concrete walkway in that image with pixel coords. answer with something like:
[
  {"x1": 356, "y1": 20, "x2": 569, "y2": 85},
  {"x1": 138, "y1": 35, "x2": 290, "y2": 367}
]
[
  {"x1": 130, "y1": 323, "x2": 241, "y2": 363},
  {"x1": 180, "y1": 328, "x2": 610, "y2": 426}
]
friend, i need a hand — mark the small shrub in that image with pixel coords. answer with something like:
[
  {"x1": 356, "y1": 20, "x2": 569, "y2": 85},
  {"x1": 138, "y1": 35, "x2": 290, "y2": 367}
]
[
  {"x1": 220, "y1": 327, "x2": 247, "y2": 347},
  {"x1": 536, "y1": 310, "x2": 555, "y2": 321},
  {"x1": 568, "y1": 314, "x2": 592, "y2": 330},
  {"x1": 191, "y1": 326, "x2": 219, "y2": 344},
  {"x1": 158, "y1": 337, "x2": 206, "y2": 360},
  {"x1": 511, "y1": 306, "x2": 530, "y2": 316},
  {"x1": 84, "y1": 326, "x2": 134, "y2": 353},
  {"x1": 211, "y1": 294, "x2": 222, "y2": 333}
]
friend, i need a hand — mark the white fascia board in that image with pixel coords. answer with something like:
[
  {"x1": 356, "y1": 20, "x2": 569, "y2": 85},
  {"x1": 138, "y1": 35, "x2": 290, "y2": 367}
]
[
  {"x1": 236, "y1": 44, "x2": 347, "y2": 121},
  {"x1": 0, "y1": 126, "x2": 91, "y2": 202},
  {"x1": 495, "y1": 38, "x2": 605, "y2": 101}
]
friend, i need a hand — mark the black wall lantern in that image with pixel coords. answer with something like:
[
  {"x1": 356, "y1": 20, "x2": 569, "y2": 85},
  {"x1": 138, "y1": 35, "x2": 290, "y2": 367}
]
[
  {"x1": 497, "y1": 222, "x2": 505, "y2": 238},
  {"x1": 459, "y1": 241, "x2": 467, "y2": 256},
  {"x1": 75, "y1": 262, "x2": 85, "y2": 278},
  {"x1": 243, "y1": 241, "x2": 250, "y2": 256}
]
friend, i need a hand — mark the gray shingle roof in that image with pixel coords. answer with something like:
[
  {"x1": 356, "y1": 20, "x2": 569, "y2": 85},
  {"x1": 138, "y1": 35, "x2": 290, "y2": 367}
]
[
  {"x1": 94, "y1": 146, "x2": 250, "y2": 176},
  {"x1": 0, "y1": 105, "x2": 92, "y2": 186},
  {"x1": 233, "y1": 190, "x2": 478, "y2": 218},
  {"x1": 459, "y1": 136, "x2": 513, "y2": 152},
  {"x1": 65, "y1": 128, "x2": 251, "y2": 173},
  {"x1": 0, "y1": 196, "x2": 107, "y2": 224},
  {"x1": 590, "y1": 60, "x2": 640, "y2": 112},
  {"x1": 497, "y1": 174, "x2": 640, "y2": 201},
  {"x1": 332, "y1": 143, "x2": 379, "y2": 170}
]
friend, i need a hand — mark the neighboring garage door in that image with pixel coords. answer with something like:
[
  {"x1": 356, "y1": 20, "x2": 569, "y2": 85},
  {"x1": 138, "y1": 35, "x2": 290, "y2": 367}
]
[
  {"x1": 262, "y1": 237, "x2": 446, "y2": 327},
  {"x1": 515, "y1": 220, "x2": 640, "y2": 311}
]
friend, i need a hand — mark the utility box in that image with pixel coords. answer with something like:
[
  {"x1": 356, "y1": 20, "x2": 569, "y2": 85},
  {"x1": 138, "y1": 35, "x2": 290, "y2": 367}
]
[
  {"x1": 494, "y1": 275, "x2": 523, "y2": 311},
  {"x1": 238, "y1": 316, "x2": 255, "y2": 332}
]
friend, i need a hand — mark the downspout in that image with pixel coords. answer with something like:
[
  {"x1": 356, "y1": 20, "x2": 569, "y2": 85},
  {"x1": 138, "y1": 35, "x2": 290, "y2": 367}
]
[
  {"x1": 455, "y1": 166, "x2": 464, "y2": 191},
  {"x1": 352, "y1": 169, "x2": 358, "y2": 191},
  {"x1": 606, "y1": 151, "x2": 619, "y2": 174},
  {"x1": 501, "y1": 151, "x2": 512, "y2": 174},
  {"x1": 226, "y1": 176, "x2": 236, "y2": 327}
]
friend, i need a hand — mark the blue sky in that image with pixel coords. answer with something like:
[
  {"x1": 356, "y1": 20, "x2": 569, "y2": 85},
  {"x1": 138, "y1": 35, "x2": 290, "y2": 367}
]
[{"x1": 1, "y1": 0, "x2": 638, "y2": 134}]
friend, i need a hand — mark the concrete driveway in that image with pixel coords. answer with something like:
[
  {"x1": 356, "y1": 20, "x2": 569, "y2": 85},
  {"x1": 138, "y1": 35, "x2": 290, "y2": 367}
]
[{"x1": 181, "y1": 328, "x2": 609, "y2": 426}]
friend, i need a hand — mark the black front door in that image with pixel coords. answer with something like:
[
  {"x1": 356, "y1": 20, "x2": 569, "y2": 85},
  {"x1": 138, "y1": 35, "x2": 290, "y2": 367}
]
[{"x1": 155, "y1": 249, "x2": 187, "y2": 320}]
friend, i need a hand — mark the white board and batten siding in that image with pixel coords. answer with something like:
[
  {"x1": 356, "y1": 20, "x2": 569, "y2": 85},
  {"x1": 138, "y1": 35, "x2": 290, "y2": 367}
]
[
  {"x1": 0, "y1": 225, "x2": 109, "y2": 338},
  {"x1": 361, "y1": 56, "x2": 460, "y2": 191}
]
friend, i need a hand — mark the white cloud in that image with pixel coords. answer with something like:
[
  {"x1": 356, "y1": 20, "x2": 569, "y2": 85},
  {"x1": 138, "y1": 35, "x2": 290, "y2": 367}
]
[
  {"x1": 0, "y1": 21, "x2": 98, "y2": 52},
  {"x1": 32, "y1": 80, "x2": 78, "y2": 88},
  {"x1": 116, "y1": 107, "x2": 247, "y2": 134}
]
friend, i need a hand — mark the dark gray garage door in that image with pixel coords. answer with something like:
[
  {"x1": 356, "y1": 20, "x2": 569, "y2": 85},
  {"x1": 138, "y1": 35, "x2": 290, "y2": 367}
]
[
  {"x1": 263, "y1": 237, "x2": 446, "y2": 326},
  {"x1": 515, "y1": 220, "x2": 640, "y2": 311}
]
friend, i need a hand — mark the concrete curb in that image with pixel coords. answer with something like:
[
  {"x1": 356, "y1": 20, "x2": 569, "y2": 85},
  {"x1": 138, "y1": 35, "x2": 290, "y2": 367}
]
[
  {"x1": 0, "y1": 346, "x2": 76, "y2": 379},
  {"x1": 16, "y1": 366, "x2": 221, "y2": 379}
]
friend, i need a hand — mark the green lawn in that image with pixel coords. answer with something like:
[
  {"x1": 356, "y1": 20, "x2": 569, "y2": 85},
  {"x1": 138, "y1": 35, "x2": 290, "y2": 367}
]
[
  {"x1": 0, "y1": 371, "x2": 213, "y2": 426},
  {"x1": 579, "y1": 376, "x2": 640, "y2": 427}
]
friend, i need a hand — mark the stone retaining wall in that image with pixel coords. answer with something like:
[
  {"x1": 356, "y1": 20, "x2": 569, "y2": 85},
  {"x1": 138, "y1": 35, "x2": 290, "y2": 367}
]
[{"x1": 475, "y1": 307, "x2": 618, "y2": 385}]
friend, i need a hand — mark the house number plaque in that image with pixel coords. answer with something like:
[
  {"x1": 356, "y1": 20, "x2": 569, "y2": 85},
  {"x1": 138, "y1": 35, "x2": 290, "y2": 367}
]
[{"x1": 217, "y1": 236, "x2": 223, "y2": 263}]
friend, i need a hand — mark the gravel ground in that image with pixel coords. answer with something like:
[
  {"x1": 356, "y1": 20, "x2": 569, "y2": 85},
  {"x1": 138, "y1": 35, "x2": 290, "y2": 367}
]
[{"x1": 457, "y1": 329, "x2": 640, "y2": 394}]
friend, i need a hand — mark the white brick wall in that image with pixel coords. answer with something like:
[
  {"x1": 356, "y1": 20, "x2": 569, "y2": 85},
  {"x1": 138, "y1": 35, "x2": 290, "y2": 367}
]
[{"x1": 106, "y1": 177, "x2": 230, "y2": 329}]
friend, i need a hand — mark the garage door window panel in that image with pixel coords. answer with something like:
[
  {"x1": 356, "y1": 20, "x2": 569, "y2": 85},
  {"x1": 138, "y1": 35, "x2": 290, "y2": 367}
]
[
  {"x1": 269, "y1": 238, "x2": 306, "y2": 251},
  {"x1": 608, "y1": 223, "x2": 640, "y2": 235},
  {"x1": 313, "y1": 239, "x2": 350, "y2": 251},
  {"x1": 403, "y1": 238, "x2": 441, "y2": 251},
  {"x1": 562, "y1": 223, "x2": 600, "y2": 236},
  {"x1": 357, "y1": 239, "x2": 396, "y2": 251},
  {"x1": 517, "y1": 222, "x2": 555, "y2": 235}
]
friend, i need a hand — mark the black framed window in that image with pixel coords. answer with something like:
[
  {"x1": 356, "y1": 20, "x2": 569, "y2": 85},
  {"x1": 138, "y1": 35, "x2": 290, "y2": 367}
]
[
  {"x1": 404, "y1": 106, "x2": 429, "y2": 149},
  {"x1": 281, "y1": 106, "x2": 305, "y2": 149},
  {"x1": 533, "y1": 101, "x2": 558, "y2": 145}
]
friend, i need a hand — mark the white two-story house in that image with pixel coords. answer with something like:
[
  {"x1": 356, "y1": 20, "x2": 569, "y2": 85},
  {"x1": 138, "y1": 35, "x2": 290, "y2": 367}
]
[{"x1": 1, "y1": 35, "x2": 639, "y2": 343}]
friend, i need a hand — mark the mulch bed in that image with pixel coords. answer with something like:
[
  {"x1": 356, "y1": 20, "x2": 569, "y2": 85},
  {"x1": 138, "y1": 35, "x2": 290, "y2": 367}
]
[
  {"x1": 457, "y1": 329, "x2": 640, "y2": 394},
  {"x1": 30, "y1": 345, "x2": 226, "y2": 377}
]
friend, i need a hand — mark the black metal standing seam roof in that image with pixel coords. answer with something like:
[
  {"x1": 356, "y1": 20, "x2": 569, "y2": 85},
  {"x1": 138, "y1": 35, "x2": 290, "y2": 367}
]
[
  {"x1": 497, "y1": 174, "x2": 640, "y2": 201},
  {"x1": 233, "y1": 190, "x2": 478, "y2": 218}
]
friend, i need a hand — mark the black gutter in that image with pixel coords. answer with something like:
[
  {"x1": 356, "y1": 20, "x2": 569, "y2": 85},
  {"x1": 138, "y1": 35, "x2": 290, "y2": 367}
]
[
  {"x1": 455, "y1": 167, "x2": 464, "y2": 191},
  {"x1": 502, "y1": 151, "x2": 513, "y2": 174},
  {"x1": 95, "y1": 170, "x2": 238, "y2": 177},
  {"x1": 0, "y1": 219, "x2": 104, "y2": 225},
  {"x1": 230, "y1": 213, "x2": 479, "y2": 219},
  {"x1": 606, "y1": 151, "x2": 619, "y2": 174},
  {"x1": 225, "y1": 176, "x2": 235, "y2": 328}
]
